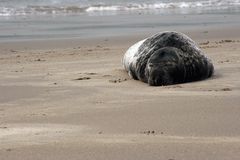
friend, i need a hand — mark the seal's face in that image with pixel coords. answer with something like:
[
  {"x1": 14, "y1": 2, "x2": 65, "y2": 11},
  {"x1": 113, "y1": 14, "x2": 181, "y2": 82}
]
[{"x1": 146, "y1": 47, "x2": 185, "y2": 86}]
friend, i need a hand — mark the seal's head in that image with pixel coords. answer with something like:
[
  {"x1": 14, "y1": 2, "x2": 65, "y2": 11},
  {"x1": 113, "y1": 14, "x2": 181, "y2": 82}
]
[{"x1": 145, "y1": 47, "x2": 186, "y2": 86}]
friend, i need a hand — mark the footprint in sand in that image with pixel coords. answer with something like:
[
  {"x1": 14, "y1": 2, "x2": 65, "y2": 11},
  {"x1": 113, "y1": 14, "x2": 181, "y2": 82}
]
[
  {"x1": 140, "y1": 130, "x2": 157, "y2": 135},
  {"x1": 109, "y1": 78, "x2": 127, "y2": 83},
  {"x1": 208, "y1": 88, "x2": 232, "y2": 92},
  {"x1": 85, "y1": 72, "x2": 97, "y2": 75},
  {"x1": 74, "y1": 77, "x2": 91, "y2": 80},
  {"x1": 6, "y1": 149, "x2": 12, "y2": 152},
  {"x1": 218, "y1": 60, "x2": 230, "y2": 64},
  {"x1": 35, "y1": 58, "x2": 46, "y2": 62},
  {"x1": 74, "y1": 72, "x2": 98, "y2": 80},
  {"x1": 220, "y1": 88, "x2": 232, "y2": 91}
]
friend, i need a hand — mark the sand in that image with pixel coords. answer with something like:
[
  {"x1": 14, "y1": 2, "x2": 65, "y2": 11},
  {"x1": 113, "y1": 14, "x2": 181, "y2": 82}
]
[{"x1": 0, "y1": 28, "x2": 240, "y2": 160}]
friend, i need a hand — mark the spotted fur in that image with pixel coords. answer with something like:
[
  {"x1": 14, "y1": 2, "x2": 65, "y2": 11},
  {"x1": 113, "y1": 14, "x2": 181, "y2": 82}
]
[{"x1": 122, "y1": 31, "x2": 214, "y2": 86}]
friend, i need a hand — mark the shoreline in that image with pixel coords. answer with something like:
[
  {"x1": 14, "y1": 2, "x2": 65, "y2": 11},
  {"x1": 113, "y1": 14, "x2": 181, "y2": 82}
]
[
  {"x1": 1, "y1": 24, "x2": 240, "y2": 51},
  {"x1": 1, "y1": 12, "x2": 240, "y2": 45}
]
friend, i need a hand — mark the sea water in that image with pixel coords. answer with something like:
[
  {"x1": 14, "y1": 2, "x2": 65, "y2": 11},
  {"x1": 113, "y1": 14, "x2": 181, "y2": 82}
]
[{"x1": 0, "y1": 0, "x2": 240, "y2": 41}]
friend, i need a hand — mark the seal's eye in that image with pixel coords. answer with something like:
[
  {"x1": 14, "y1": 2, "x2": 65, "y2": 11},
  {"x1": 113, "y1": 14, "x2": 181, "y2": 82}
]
[{"x1": 148, "y1": 63, "x2": 154, "y2": 68}]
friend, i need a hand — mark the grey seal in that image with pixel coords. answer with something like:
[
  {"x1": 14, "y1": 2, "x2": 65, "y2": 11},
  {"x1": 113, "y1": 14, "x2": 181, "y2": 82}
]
[{"x1": 122, "y1": 31, "x2": 214, "y2": 86}]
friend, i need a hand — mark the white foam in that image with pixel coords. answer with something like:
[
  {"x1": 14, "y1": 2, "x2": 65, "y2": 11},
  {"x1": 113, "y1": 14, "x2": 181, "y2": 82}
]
[
  {"x1": 86, "y1": 0, "x2": 240, "y2": 12},
  {"x1": 1, "y1": 0, "x2": 240, "y2": 16},
  {"x1": 86, "y1": 6, "x2": 122, "y2": 12}
]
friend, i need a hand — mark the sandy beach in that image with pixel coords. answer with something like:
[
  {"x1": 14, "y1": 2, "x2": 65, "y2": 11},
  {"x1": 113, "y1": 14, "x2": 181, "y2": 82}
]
[{"x1": 0, "y1": 26, "x2": 240, "y2": 159}]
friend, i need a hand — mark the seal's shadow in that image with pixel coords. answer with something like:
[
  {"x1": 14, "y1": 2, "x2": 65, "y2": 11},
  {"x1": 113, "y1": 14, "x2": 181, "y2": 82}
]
[{"x1": 209, "y1": 69, "x2": 221, "y2": 80}]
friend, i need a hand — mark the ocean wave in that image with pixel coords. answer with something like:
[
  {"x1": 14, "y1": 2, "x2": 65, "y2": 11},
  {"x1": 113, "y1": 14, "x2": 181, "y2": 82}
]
[
  {"x1": 0, "y1": 6, "x2": 88, "y2": 16},
  {"x1": 86, "y1": 0, "x2": 240, "y2": 11},
  {"x1": 1, "y1": 0, "x2": 240, "y2": 16}
]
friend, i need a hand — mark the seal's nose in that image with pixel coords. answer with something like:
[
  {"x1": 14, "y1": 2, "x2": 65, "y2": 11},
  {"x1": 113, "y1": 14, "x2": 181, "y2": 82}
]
[
  {"x1": 148, "y1": 75, "x2": 163, "y2": 86},
  {"x1": 148, "y1": 79, "x2": 155, "y2": 86}
]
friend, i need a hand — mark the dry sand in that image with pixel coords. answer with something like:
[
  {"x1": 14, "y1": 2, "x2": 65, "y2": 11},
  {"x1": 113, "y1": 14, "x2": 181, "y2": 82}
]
[{"x1": 0, "y1": 28, "x2": 240, "y2": 160}]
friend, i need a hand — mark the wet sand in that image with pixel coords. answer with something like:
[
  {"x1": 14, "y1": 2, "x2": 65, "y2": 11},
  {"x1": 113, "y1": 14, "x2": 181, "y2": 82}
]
[{"x1": 0, "y1": 27, "x2": 240, "y2": 160}]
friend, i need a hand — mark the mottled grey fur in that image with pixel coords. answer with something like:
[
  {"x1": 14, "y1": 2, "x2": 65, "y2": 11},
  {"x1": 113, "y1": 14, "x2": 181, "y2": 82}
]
[{"x1": 123, "y1": 31, "x2": 214, "y2": 86}]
